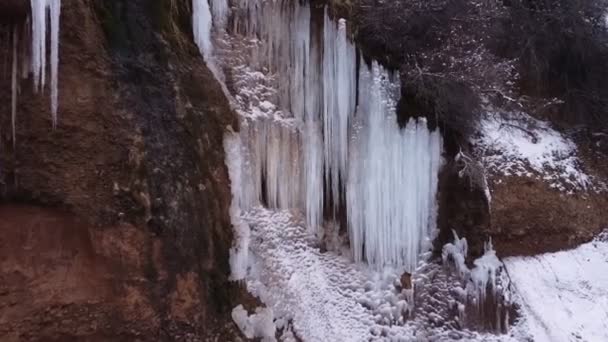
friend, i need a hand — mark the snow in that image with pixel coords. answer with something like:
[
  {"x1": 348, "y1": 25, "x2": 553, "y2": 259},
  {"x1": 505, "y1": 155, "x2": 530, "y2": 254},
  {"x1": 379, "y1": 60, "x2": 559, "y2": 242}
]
[
  {"x1": 241, "y1": 208, "x2": 520, "y2": 341},
  {"x1": 504, "y1": 232, "x2": 608, "y2": 342},
  {"x1": 30, "y1": 0, "x2": 61, "y2": 127},
  {"x1": 475, "y1": 111, "x2": 595, "y2": 192}
]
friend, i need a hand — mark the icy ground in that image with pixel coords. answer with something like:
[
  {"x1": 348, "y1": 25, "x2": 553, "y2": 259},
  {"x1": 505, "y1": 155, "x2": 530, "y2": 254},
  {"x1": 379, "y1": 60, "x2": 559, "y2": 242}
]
[
  {"x1": 504, "y1": 231, "x2": 608, "y2": 342},
  {"x1": 474, "y1": 111, "x2": 604, "y2": 193},
  {"x1": 241, "y1": 207, "x2": 524, "y2": 342}
]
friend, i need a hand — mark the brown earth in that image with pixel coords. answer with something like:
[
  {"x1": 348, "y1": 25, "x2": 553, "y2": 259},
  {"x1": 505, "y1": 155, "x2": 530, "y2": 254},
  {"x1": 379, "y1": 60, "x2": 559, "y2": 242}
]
[
  {"x1": 489, "y1": 175, "x2": 608, "y2": 257},
  {"x1": 0, "y1": 0, "x2": 250, "y2": 340},
  {"x1": 437, "y1": 143, "x2": 608, "y2": 260}
]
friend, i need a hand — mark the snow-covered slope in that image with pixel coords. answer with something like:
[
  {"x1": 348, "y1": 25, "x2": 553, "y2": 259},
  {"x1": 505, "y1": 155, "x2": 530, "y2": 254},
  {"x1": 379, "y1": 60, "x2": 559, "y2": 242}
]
[
  {"x1": 505, "y1": 232, "x2": 608, "y2": 342},
  {"x1": 474, "y1": 111, "x2": 596, "y2": 192}
]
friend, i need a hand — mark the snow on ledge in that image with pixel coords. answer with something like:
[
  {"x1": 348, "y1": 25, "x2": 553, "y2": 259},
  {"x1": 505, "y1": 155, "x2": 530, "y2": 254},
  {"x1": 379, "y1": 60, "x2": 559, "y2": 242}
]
[{"x1": 474, "y1": 111, "x2": 595, "y2": 192}]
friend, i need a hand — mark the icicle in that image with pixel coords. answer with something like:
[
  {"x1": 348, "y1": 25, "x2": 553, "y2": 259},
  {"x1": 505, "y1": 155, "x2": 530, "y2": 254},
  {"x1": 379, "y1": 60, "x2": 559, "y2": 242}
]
[
  {"x1": 227, "y1": 2, "x2": 444, "y2": 270},
  {"x1": 31, "y1": 0, "x2": 47, "y2": 92},
  {"x1": 193, "y1": 0, "x2": 213, "y2": 59},
  {"x1": 224, "y1": 130, "x2": 251, "y2": 281},
  {"x1": 210, "y1": 0, "x2": 230, "y2": 31},
  {"x1": 322, "y1": 13, "x2": 356, "y2": 213},
  {"x1": 29, "y1": 0, "x2": 61, "y2": 126},
  {"x1": 11, "y1": 27, "x2": 18, "y2": 147},
  {"x1": 49, "y1": 0, "x2": 60, "y2": 127}
]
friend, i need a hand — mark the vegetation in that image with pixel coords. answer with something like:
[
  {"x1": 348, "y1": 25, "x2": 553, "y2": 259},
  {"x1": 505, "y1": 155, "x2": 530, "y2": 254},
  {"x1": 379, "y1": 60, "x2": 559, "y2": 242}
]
[{"x1": 352, "y1": 0, "x2": 608, "y2": 142}]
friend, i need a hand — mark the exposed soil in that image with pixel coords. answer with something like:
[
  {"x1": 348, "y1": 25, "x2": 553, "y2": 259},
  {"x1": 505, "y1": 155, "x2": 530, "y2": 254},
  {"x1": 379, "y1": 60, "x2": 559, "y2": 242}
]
[
  {"x1": 489, "y1": 175, "x2": 608, "y2": 257},
  {"x1": 0, "y1": 0, "x2": 249, "y2": 340}
]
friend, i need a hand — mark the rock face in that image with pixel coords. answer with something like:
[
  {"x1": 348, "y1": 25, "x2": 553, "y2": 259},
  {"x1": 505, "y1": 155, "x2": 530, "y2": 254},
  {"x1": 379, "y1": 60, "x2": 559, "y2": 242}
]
[{"x1": 0, "y1": 0, "x2": 244, "y2": 340}]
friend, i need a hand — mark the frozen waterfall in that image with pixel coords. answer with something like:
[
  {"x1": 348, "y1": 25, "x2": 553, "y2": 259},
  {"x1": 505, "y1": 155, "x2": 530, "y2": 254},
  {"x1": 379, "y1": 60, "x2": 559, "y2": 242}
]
[{"x1": 204, "y1": 0, "x2": 443, "y2": 270}]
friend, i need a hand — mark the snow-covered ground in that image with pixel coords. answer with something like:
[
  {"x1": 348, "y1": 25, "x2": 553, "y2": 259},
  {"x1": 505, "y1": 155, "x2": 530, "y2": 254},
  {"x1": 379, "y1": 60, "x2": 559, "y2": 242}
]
[
  {"x1": 504, "y1": 232, "x2": 608, "y2": 342},
  {"x1": 241, "y1": 207, "x2": 523, "y2": 341}
]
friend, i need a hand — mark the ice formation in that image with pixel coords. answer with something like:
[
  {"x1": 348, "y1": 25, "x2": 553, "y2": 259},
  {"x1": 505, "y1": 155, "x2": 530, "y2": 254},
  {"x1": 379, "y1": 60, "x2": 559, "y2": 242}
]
[
  {"x1": 11, "y1": 28, "x2": 19, "y2": 146},
  {"x1": 322, "y1": 15, "x2": 357, "y2": 212},
  {"x1": 231, "y1": 304, "x2": 277, "y2": 341},
  {"x1": 210, "y1": 0, "x2": 229, "y2": 30},
  {"x1": 31, "y1": 0, "x2": 61, "y2": 128},
  {"x1": 224, "y1": 131, "x2": 251, "y2": 281},
  {"x1": 348, "y1": 60, "x2": 442, "y2": 270},
  {"x1": 217, "y1": 0, "x2": 443, "y2": 270},
  {"x1": 192, "y1": 0, "x2": 213, "y2": 59},
  {"x1": 8, "y1": 0, "x2": 62, "y2": 144},
  {"x1": 442, "y1": 232, "x2": 511, "y2": 332}
]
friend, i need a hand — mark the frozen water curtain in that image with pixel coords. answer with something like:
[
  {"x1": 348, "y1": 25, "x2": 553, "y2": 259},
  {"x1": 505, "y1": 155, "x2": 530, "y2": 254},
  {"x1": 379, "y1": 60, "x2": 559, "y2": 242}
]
[{"x1": 206, "y1": 0, "x2": 443, "y2": 272}]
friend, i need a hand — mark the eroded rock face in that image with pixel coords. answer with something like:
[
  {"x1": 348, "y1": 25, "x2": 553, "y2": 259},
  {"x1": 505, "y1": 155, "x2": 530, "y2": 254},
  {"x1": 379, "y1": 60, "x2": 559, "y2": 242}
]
[
  {"x1": 489, "y1": 176, "x2": 608, "y2": 257},
  {"x1": 0, "y1": 0, "x2": 244, "y2": 340}
]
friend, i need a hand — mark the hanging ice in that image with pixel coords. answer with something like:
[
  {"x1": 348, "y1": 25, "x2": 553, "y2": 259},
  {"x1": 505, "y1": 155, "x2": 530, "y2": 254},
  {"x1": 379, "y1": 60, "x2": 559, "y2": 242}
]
[
  {"x1": 11, "y1": 27, "x2": 18, "y2": 147},
  {"x1": 224, "y1": 131, "x2": 251, "y2": 281},
  {"x1": 193, "y1": 0, "x2": 213, "y2": 59},
  {"x1": 323, "y1": 15, "x2": 356, "y2": 212},
  {"x1": 30, "y1": 0, "x2": 61, "y2": 127},
  {"x1": 221, "y1": 0, "x2": 444, "y2": 273},
  {"x1": 210, "y1": 0, "x2": 230, "y2": 30},
  {"x1": 347, "y1": 60, "x2": 443, "y2": 271}
]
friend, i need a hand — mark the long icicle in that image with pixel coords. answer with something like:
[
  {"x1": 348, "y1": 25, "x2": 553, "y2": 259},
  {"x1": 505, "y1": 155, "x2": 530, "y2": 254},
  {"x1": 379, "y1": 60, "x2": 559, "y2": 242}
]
[
  {"x1": 49, "y1": 0, "x2": 60, "y2": 128},
  {"x1": 12, "y1": 27, "x2": 18, "y2": 147}
]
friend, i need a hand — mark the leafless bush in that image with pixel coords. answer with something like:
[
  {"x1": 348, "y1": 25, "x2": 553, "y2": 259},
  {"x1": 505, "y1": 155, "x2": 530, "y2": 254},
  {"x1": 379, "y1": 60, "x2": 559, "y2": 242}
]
[{"x1": 352, "y1": 0, "x2": 608, "y2": 140}]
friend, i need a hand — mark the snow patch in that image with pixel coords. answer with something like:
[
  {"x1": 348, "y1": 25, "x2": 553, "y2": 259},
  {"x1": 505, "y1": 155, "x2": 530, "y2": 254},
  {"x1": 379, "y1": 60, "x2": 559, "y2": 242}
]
[
  {"x1": 475, "y1": 112, "x2": 594, "y2": 192},
  {"x1": 505, "y1": 232, "x2": 608, "y2": 342}
]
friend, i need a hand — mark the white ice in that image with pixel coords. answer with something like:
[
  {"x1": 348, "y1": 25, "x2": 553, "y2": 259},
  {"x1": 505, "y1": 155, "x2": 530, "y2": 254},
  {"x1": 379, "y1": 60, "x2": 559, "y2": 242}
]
[
  {"x1": 192, "y1": 0, "x2": 213, "y2": 60},
  {"x1": 348, "y1": 60, "x2": 442, "y2": 270},
  {"x1": 30, "y1": 0, "x2": 61, "y2": 127}
]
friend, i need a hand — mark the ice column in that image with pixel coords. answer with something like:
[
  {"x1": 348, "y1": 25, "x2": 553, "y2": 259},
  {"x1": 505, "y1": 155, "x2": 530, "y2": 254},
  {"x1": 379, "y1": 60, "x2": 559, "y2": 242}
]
[
  {"x1": 12, "y1": 28, "x2": 19, "y2": 146},
  {"x1": 224, "y1": 131, "x2": 251, "y2": 281},
  {"x1": 193, "y1": 0, "x2": 213, "y2": 59},
  {"x1": 348, "y1": 60, "x2": 443, "y2": 271},
  {"x1": 323, "y1": 14, "x2": 356, "y2": 212},
  {"x1": 210, "y1": 0, "x2": 230, "y2": 30}
]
